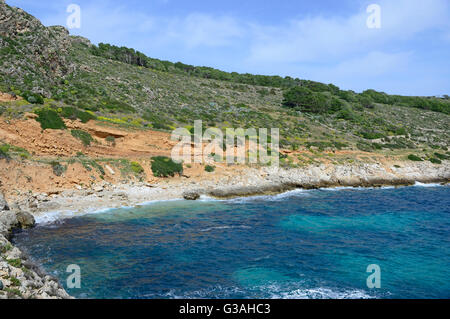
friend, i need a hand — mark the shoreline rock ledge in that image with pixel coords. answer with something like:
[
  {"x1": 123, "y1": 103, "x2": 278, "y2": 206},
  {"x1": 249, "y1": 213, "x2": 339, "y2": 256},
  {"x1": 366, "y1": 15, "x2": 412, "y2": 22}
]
[{"x1": 0, "y1": 192, "x2": 71, "y2": 299}]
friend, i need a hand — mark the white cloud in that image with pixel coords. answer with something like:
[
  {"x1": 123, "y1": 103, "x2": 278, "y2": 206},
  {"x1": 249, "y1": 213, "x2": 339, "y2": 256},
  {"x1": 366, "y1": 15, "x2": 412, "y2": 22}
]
[
  {"x1": 247, "y1": 0, "x2": 450, "y2": 64},
  {"x1": 163, "y1": 14, "x2": 244, "y2": 49},
  {"x1": 38, "y1": 0, "x2": 448, "y2": 58},
  {"x1": 39, "y1": 2, "x2": 244, "y2": 50}
]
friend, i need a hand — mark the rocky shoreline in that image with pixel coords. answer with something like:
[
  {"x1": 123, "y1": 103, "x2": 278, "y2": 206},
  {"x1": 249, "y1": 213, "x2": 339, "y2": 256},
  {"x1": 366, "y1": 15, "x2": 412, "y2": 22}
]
[
  {"x1": 205, "y1": 162, "x2": 449, "y2": 198},
  {"x1": 0, "y1": 160, "x2": 448, "y2": 299},
  {"x1": 0, "y1": 193, "x2": 71, "y2": 299},
  {"x1": 5, "y1": 160, "x2": 449, "y2": 222}
]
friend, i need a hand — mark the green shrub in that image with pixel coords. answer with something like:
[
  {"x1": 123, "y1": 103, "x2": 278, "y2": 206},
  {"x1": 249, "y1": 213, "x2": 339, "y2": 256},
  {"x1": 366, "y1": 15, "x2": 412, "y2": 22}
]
[
  {"x1": 130, "y1": 161, "x2": 144, "y2": 175},
  {"x1": 407, "y1": 154, "x2": 423, "y2": 161},
  {"x1": 76, "y1": 110, "x2": 96, "y2": 123},
  {"x1": 106, "y1": 135, "x2": 116, "y2": 146},
  {"x1": 19, "y1": 152, "x2": 30, "y2": 159},
  {"x1": 60, "y1": 107, "x2": 77, "y2": 119},
  {"x1": 359, "y1": 96, "x2": 374, "y2": 109},
  {"x1": 9, "y1": 276, "x2": 20, "y2": 287},
  {"x1": 356, "y1": 142, "x2": 374, "y2": 152},
  {"x1": 372, "y1": 143, "x2": 383, "y2": 150},
  {"x1": 0, "y1": 143, "x2": 30, "y2": 160},
  {"x1": 329, "y1": 97, "x2": 344, "y2": 112},
  {"x1": 35, "y1": 109, "x2": 66, "y2": 130},
  {"x1": 336, "y1": 107, "x2": 355, "y2": 121},
  {"x1": 0, "y1": 243, "x2": 12, "y2": 253},
  {"x1": 360, "y1": 131, "x2": 385, "y2": 140},
  {"x1": 205, "y1": 165, "x2": 215, "y2": 173},
  {"x1": 434, "y1": 152, "x2": 449, "y2": 160},
  {"x1": 151, "y1": 156, "x2": 183, "y2": 177},
  {"x1": 393, "y1": 127, "x2": 407, "y2": 136},
  {"x1": 0, "y1": 143, "x2": 10, "y2": 159},
  {"x1": 61, "y1": 107, "x2": 96, "y2": 123},
  {"x1": 6, "y1": 259, "x2": 21, "y2": 268},
  {"x1": 282, "y1": 86, "x2": 330, "y2": 113},
  {"x1": 98, "y1": 98, "x2": 135, "y2": 113},
  {"x1": 50, "y1": 161, "x2": 66, "y2": 176},
  {"x1": 80, "y1": 159, "x2": 105, "y2": 176},
  {"x1": 429, "y1": 158, "x2": 442, "y2": 164},
  {"x1": 361, "y1": 89, "x2": 390, "y2": 104},
  {"x1": 71, "y1": 130, "x2": 94, "y2": 146},
  {"x1": 24, "y1": 92, "x2": 44, "y2": 104},
  {"x1": 152, "y1": 122, "x2": 172, "y2": 130},
  {"x1": 4, "y1": 287, "x2": 22, "y2": 297}
]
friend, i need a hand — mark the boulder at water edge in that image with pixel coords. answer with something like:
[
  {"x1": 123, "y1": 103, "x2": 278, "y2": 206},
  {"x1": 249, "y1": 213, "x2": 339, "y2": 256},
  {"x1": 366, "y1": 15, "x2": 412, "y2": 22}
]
[{"x1": 16, "y1": 211, "x2": 36, "y2": 229}]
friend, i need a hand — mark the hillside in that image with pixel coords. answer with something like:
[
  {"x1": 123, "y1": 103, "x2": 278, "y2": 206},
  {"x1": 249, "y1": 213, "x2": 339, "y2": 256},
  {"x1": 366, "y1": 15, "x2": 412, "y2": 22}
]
[{"x1": 0, "y1": 0, "x2": 449, "y2": 197}]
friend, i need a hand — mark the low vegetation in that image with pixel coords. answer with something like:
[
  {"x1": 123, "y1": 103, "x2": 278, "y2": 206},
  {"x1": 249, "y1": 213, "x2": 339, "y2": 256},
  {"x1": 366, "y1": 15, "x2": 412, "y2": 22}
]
[
  {"x1": 6, "y1": 258, "x2": 22, "y2": 268},
  {"x1": 429, "y1": 158, "x2": 442, "y2": 164},
  {"x1": 60, "y1": 107, "x2": 96, "y2": 123},
  {"x1": 0, "y1": 143, "x2": 30, "y2": 160},
  {"x1": 434, "y1": 152, "x2": 449, "y2": 160},
  {"x1": 205, "y1": 165, "x2": 215, "y2": 173},
  {"x1": 34, "y1": 109, "x2": 66, "y2": 130},
  {"x1": 23, "y1": 91, "x2": 44, "y2": 104},
  {"x1": 151, "y1": 156, "x2": 183, "y2": 177},
  {"x1": 105, "y1": 136, "x2": 116, "y2": 146},
  {"x1": 0, "y1": 143, "x2": 11, "y2": 160},
  {"x1": 408, "y1": 154, "x2": 423, "y2": 162},
  {"x1": 9, "y1": 276, "x2": 21, "y2": 287},
  {"x1": 0, "y1": 243, "x2": 13, "y2": 254},
  {"x1": 130, "y1": 161, "x2": 144, "y2": 175},
  {"x1": 76, "y1": 156, "x2": 105, "y2": 177},
  {"x1": 71, "y1": 129, "x2": 94, "y2": 146},
  {"x1": 50, "y1": 161, "x2": 66, "y2": 176}
]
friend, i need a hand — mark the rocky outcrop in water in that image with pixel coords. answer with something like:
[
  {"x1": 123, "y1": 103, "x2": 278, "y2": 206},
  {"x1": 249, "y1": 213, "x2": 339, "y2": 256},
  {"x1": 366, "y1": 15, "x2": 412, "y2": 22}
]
[{"x1": 0, "y1": 193, "x2": 71, "y2": 299}]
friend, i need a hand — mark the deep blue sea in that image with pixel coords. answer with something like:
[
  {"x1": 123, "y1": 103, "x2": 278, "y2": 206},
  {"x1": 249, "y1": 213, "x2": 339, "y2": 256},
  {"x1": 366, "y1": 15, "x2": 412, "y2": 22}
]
[{"x1": 12, "y1": 184, "x2": 450, "y2": 299}]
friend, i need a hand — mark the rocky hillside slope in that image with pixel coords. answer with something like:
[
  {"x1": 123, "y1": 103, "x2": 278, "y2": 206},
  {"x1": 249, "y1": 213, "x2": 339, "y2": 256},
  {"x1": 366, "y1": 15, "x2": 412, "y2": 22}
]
[
  {"x1": 0, "y1": 0, "x2": 76, "y2": 97},
  {"x1": 0, "y1": 0, "x2": 448, "y2": 151},
  {"x1": 0, "y1": 1, "x2": 449, "y2": 199}
]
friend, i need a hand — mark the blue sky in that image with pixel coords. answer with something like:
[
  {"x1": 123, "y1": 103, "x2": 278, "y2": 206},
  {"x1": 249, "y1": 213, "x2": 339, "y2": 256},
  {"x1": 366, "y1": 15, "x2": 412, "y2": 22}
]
[{"x1": 7, "y1": 0, "x2": 450, "y2": 96}]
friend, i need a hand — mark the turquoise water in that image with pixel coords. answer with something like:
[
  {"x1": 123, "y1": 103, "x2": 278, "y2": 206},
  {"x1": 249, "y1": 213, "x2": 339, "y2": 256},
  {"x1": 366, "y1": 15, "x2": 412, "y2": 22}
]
[{"x1": 13, "y1": 185, "x2": 450, "y2": 299}]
